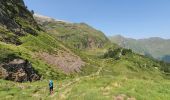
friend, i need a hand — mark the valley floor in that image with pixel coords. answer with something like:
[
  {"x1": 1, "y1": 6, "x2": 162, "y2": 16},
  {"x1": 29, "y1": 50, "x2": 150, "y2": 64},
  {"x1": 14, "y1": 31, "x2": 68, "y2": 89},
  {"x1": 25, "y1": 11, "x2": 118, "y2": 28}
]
[{"x1": 1, "y1": 60, "x2": 170, "y2": 100}]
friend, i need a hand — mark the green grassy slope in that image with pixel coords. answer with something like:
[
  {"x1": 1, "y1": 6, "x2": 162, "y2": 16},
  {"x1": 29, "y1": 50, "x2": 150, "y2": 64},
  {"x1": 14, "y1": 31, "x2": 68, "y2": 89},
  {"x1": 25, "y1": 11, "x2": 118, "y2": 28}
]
[
  {"x1": 1, "y1": 55, "x2": 170, "y2": 100},
  {"x1": 34, "y1": 14, "x2": 110, "y2": 50},
  {"x1": 0, "y1": 0, "x2": 86, "y2": 80},
  {"x1": 0, "y1": 33, "x2": 66, "y2": 80},
  {"x1": 0, "y1": 0, "x2": 54, "y2": 79}
]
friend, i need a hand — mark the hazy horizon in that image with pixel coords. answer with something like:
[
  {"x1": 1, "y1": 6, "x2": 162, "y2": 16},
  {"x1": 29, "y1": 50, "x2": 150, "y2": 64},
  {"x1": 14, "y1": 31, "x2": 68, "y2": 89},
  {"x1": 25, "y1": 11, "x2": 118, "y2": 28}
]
[
  {"x1": 109, "y1": 34, "x2": 170, "y2": 40},
  {"x1": 24, "y1": 0, "x2": 170, "y2": 39}
]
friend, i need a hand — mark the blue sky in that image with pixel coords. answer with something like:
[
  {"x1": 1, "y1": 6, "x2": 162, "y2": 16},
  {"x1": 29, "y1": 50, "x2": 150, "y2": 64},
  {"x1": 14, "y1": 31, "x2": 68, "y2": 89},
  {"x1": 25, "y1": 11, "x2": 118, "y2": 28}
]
[{"x1": 24, "y1": 0, "x2": 170, "y2": 39}]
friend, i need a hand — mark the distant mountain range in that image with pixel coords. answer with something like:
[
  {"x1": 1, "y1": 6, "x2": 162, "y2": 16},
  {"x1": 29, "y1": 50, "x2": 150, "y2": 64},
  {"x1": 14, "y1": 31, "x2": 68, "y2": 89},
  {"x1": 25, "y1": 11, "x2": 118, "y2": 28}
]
[{"x1": 109, "y1": 35, "x2": 170, "y2": 63}]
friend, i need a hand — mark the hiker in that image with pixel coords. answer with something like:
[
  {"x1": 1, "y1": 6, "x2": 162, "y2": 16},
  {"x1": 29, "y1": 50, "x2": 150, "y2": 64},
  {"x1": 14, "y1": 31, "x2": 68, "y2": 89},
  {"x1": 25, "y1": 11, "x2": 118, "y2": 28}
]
[{"x1": 49, "y1": 80, "x2": 53, "y2": 95}]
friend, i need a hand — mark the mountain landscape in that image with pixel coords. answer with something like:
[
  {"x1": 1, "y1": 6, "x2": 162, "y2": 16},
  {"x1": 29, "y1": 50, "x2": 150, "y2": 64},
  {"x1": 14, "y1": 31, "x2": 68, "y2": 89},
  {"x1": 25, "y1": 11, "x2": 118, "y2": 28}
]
[
  {"x1": 109, "y1": 35, "x2": 170, "y2": 63},
  {"x1": 34, "y1": 14, "x2": 110, "y2": 50},
  {"x1": 0, "y1": 0, "x2": 170, "y2": 100}
]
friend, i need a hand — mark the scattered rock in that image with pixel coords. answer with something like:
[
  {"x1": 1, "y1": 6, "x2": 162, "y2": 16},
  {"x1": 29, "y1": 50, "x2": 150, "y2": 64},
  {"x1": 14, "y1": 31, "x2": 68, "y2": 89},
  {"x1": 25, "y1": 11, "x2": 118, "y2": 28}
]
[
  {"x1": 113, "y1": 94, "x2": 136, "y2": 100},
  {"x1": 37, "y1": 51, "x2": 85, "y2": 73},
  {"x1": 114, "y1": 94, "x2": 126, "y2": 100}
]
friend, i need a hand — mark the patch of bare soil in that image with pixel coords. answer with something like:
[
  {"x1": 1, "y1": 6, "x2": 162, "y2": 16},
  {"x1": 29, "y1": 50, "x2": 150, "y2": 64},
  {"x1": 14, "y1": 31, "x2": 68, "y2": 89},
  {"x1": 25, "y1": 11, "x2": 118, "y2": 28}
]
[
  {"x1": 37, "y1": 51, "x2": 85, "y2": 73},
  {"x1": 113, "y1": 94, "x2": 136, "y2": 100}
]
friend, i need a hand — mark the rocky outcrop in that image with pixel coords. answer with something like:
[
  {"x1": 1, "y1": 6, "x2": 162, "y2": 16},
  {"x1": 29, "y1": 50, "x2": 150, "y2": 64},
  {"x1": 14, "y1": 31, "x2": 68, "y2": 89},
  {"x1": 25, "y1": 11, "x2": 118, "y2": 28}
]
[
  {"x1": 0, "y1": 0, "x2": 40, "y2": 44},
  {"x1": 0, "y1": 59, "x2": 40, "y2": 82}
]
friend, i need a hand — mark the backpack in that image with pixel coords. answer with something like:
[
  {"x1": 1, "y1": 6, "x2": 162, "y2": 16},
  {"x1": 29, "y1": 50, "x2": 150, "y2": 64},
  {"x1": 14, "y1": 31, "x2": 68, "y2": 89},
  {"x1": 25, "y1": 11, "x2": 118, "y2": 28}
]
[{"x1": 49, "y1": 80, "x2": 53, "y2": 87}]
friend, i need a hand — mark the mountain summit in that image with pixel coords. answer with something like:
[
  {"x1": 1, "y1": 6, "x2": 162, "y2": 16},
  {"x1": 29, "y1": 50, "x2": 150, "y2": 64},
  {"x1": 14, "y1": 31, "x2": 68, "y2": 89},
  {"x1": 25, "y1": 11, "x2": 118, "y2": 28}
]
[{"x1": 34, "y1": 13, "x2": 71, "y2": 23}]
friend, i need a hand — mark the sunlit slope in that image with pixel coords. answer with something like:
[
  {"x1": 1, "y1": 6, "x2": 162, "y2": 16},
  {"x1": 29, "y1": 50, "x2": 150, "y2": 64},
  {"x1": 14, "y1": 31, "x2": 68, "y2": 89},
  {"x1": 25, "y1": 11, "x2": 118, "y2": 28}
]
[{"x1": 34, "y1": 14, "x2": 110, "y2": 50}]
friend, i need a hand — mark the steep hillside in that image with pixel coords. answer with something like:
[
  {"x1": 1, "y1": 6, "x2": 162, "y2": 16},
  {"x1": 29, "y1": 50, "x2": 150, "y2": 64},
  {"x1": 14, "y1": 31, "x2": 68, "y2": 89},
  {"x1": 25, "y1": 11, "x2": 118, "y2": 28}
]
[
  {"x1": 0, "y1": 0, "x2": 86, "y2": 82},
  {"x1": 0, "y1": 0, "x2": 41, "y2": 82},
  {"x1": 109, "y1": 35, "x2": 170, "y2": 63},
  {"x1": 0, "y1": 0, "x2": 40, "y2": 45},
  {"x1": 34, "y1": 14, "x2": 110, "y2": 49}
]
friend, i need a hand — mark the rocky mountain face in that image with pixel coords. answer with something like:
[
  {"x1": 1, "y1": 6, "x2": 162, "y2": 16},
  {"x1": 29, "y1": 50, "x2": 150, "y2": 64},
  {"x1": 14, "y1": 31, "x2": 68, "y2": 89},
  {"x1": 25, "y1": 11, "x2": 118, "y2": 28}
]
[
  {"x1": 109, "y1": 35, "x2": 170, "y2": 63},
  {"x1": 0, "y1": 0, "x2": 41, "y2": 82},
  {"x1": 0, "y1": 0, "x2": 40, "y2": 45},
  {"x1": 34, "y1": 14, "x2": 110, "y2": 49},
  {"x1": 0, "y1": 59, "x2": 40, "y2": 82}
]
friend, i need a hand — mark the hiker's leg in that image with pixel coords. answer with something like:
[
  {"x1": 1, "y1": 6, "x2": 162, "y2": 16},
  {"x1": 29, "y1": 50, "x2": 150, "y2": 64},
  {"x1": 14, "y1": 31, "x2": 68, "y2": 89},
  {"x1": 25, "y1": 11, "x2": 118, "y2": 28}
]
[
  {"x1": 52, "y1": 87, "x2": 53, "y2": 94},
  {"x1": 50, "y1": 88, "x2": 52, "y2": 95}
]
